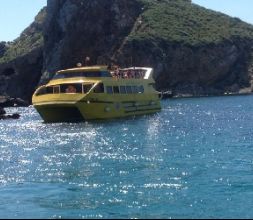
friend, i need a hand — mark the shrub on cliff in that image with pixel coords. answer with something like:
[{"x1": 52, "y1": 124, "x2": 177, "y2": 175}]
[{"x1": 131, "y1": 0, "x2": 253, "y2": 46}]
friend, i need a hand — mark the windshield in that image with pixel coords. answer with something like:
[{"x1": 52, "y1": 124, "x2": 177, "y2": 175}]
[{"x1": 53, "y1": 71, "x2": 112, "y2": 79}]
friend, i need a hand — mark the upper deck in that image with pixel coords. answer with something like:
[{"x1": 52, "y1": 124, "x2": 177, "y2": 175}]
[
  {"x1": 33, "y1": 65, "x2": 158, "y2": 102},
  {"x1": 51, "y1": 66, "x2": 154, "y2": 82},
  {"x1": 116, "y1": 67, "x2": 153, "y2": 80}
]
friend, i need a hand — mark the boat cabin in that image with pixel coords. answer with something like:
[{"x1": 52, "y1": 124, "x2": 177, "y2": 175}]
[{"x1": 34, "y1": 66, "x2": 154, "y2": 97}]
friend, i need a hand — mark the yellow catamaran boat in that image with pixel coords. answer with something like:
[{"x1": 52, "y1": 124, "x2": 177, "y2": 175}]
[{"x1": 32, "y1": 65, "x2": 161, "y2": 122}]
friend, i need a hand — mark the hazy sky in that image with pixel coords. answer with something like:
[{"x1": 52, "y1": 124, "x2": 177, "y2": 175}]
[
  {"x1": 192, "y1": 0, "x2": 253, "y2": 24},
  {"x1": 0, "y1": 0, "x2": 253, "y2": 42},
  {"x1": 0, "y1": 0, "x2": 47, "y2": 42}
]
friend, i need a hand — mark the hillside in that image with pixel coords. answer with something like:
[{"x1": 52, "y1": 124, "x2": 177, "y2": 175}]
[
  {"x1": 0, "y1": 7, "x2": 46, "y2": 101},
  {"x1": 117, "y1": 0, "x2": 253, "y2": 95},
  {"x1": 0, "y1": 0, "x2": 253, "y2": 101},
  {"x1": 132, "y1": 0, "x2": 253, "y2": 45}
]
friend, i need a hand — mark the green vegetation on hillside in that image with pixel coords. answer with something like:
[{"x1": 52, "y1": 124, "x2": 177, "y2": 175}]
[
  {"x1": 0, "y1": 33, "x2": 43, "y2": 63},
  {"x1": 130, "y1": 0, "x2": 253, "y2": 46}
]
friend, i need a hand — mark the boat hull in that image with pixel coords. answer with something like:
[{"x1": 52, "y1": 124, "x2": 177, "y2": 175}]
[
  {"x1": 34, "y1": 104, "x2": 84, "y2": 123},
  {"x1": 34, "y1": 99, "x2": 161, "y2": 123}
]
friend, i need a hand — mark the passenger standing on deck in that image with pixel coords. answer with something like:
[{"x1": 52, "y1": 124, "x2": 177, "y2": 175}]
[
  {"x1": 85, "y1": 56, "x2": 91, "y2": 66},
  {"x1": 114, "y1": 65, "x2": 120, "y2": 79}
]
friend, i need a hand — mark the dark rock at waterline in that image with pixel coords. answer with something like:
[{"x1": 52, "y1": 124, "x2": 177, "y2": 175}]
[
  {"x1": 0, "y1": 96, "x2": 29, "y2": 108},
  {"x1": 0, "y1": 113, "x2": 20, "y2": 120},
  {"x1": 0, "y1": 107, "x2": 6, "y2": 115},
  {"x1": 12, "y1": 98, "x2": 29, "y2": 107},
  {"x1": 159, "y1": 90, "x2": 173, "y2": 99},
  {"x1": 0, "y1": 96, "x2": 25, "y2": 120},
  {"x1": 0, "y1": 106, "x2": 20, "y2": 120}
]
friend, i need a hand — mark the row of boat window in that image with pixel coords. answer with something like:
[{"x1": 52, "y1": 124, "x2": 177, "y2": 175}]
[
  {"x1": 35, "y1": 83, "x2": 145, "y2": 96},
  {"x1": 106, "y1": 85, "x2": 144, "y2": 94},
  {"x1": 52, "y1": 71, "x2": 112, "y2": 79}
]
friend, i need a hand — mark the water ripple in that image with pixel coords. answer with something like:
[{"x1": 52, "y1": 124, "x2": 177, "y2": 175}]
[{"x1": 1, "y1": 96, "x2": 253, "y2": 218}]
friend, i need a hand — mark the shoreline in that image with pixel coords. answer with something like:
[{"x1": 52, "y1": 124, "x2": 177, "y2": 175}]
[
  {"x1": 161, "y1": 91, "x2": 253, "y2": 100},
  {"x1": 1, "y1": 91, "x2": 252, "y2": 109}
]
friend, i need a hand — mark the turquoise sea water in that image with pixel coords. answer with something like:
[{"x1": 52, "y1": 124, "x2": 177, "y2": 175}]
[{"x1": 1, "y1": 96, "x2": 253, "y2": 218}]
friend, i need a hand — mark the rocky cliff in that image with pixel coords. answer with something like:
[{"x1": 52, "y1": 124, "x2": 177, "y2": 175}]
[
  {"x1": 1, "y1": 0, "x2": 253, "y2": 101},
  {"x1": 0, "y1": 7, "x2": 46, "y2": 101},
  {"x1": 40, "y1": 0, "x2": 145, "y2": 83},
  {"x1": 113, "y1": 0, "x2": 253, "y2": 96}
]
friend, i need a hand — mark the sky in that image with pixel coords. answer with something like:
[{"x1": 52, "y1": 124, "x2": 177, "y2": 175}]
[
  {"x1": 0, "y1": 0, "x2": 47, "y2": 42},
  {"x1": 192, "y1": 0, "x2": 253, "y2": 25},
  {"x1": 0, "y1": 0, "x2": 253, "y2": 42}
]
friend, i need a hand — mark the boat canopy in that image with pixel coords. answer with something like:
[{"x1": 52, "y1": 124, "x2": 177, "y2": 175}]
[
  {"x1": 52, "y1": 66, "x2": 154, "y2": 80},
  {"x1": 119, "y1": 67, "x2": 153, "y2": 79},
  {"x1": 52, "y1": 71, "x2": 112, "y2": 80}
]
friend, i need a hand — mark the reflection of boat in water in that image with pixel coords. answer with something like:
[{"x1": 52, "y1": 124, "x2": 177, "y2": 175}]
[{"x1": 32, "y1": 65, "x2": 161, "y2": 123}]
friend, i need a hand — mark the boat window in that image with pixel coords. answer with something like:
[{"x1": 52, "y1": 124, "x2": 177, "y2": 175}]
[
  {"x1": 113, "y1": 86, "x2": 120, "y2": 94},
  {"x1": 83, "y1": 84, "x2": 94, "y2": 93},
  {"x1": 93, "y1": 83, "x2": 104, "y2": 93},
  {"x1": 61, "y1": 84, "x2": 82, "y2": 93},
  {"x1": 46, "y1": 87, "x2": 53, "y2": 94},
  {"x1": 138, "y1": 85, "x2": 144, "y2": 93},
  {"x1": 53, "y1": 71, "x2": 112, "y2": 79},
  {"x1": 100, "y1": 71, "x2": 112, "y2": 77},
  {"x1": 132, "y1": 86, "x2": 138, "y2": 94},
  {"x1": 119, "y1": 86, "x2": 127, "y2": 94},
  {"x1": 53, "y1": 86, "x2": 60, "y2": 94},
  {"x1": 126, "y1": 86, "x2": 132, "y2": 94},
  {"x1": 149, "y1": 83, "x2": 156, "y2": 89},
  {"x1": 35, "y1": 86, "x2": 47, "y2": 96},
  {"x1": 106, "y1": 86, "x2": 113, "y2": 94},
  {"x1": 35, "y1": 86, "x2": 55, "y2": 96}
]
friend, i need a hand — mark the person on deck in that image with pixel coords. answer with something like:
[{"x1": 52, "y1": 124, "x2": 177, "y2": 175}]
[{"x1": 84, "y1": 56, "x2": 91, "y2": 66}]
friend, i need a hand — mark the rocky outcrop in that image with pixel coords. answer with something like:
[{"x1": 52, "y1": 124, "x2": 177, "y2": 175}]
[
  {"x1": 0, "y1": 7, "x2": 46, "y2": 103},
  {"x1": 40, "y1": 0, "x2": 143, "y2": 83},
  {"x1": 0, "y1": 42, "x2": 7, "y2": 57},
  {"x1": 0, "y1": 96, "x2": 29, "y2": 107},
  {"x1": 0, "y1": 96, "x2": 23, "y2": 120},
  {"x1": 0, "y1": 113, "x2": 20, "y2": 120},
  {"x1": 116, "y1": 38, "x2": 253, "y2": 96},
  {"x1": 41, "y1": 0, "x2": 253, "y2": 97},
  {"x1": 0, "y1": 107, "x2": 5, "y2": 115},
  {"x1": 0, "y1": 106, "x2": 20, "y2": 120},
  {"x1": 0, "y1": 47, "x2": 43, "y2": 102}
]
